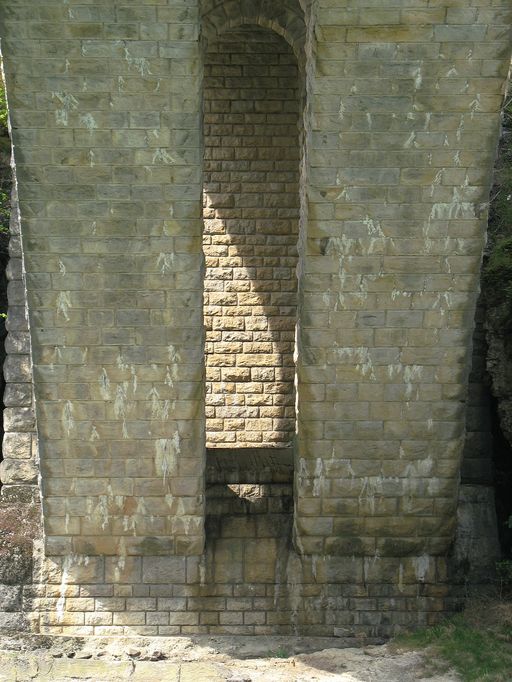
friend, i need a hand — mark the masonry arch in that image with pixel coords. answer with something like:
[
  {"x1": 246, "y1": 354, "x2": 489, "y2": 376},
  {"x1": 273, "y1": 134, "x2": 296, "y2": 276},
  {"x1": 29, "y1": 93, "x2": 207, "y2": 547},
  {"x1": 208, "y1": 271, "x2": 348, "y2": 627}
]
[{"x1": 201, "y1": 0, "x2": 307, "y2": 62}]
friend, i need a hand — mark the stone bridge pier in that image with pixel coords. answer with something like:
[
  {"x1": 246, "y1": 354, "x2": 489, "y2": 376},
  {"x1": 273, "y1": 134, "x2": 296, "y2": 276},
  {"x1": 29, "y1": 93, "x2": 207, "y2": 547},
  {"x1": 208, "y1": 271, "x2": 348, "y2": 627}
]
[{"x1": 0, "y1": 0, "x2": 510, "y2": 637}]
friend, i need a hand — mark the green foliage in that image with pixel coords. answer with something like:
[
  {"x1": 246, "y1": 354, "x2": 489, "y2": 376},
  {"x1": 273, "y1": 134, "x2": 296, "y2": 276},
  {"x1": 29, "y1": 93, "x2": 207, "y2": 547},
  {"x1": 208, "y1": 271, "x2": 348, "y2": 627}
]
[
  {"x1": 396, "y1": 612, "x2": 512, "y2": 682},
  {"x1": 265, "y1": 647, "x2": 289, "y2": 658},
  {"x1": 0, "y1": 80, "x2": 7, "y2": 130},
  {"x1": 496, "y1": 560, "x2": 512, "y2": 599},
  {"x1": 482, "y1": 236, "x2": 512, "y2": 314},
  {"x1": 483, "y1": 93, "x2": 512, "y2": 318},
  {"x1": 0, "y1": 68, "x2": 10, "y2": 236}
]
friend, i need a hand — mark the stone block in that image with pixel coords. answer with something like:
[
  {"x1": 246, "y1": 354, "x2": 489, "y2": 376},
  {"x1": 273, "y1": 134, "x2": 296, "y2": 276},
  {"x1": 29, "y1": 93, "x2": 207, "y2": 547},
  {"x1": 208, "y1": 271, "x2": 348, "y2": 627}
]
[
  {"x1": 2, "y1": 432, "x2": 32, "y2": 459},
  {"x1": 142, "y1": 557, "x2": 187, "y2": 584},
  {"x1": 0, "y1": 584, "x2": 22, "y2": 612},
  {"x1": 2, "y1": 408, "x2": 35, "y2": 433},
  {"x1": 0, "y1": 612, "x2": 27, "y2": 631},
  {"x1": 0, "y1": 459, "x2": 38, "y2": 484}
]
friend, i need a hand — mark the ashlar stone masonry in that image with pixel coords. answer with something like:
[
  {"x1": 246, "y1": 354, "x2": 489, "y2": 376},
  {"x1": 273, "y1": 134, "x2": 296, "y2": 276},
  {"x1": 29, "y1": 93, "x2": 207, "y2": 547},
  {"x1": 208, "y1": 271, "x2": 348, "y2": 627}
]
[
  {"x1": 203, "y1": 29, "x2": 300, "y2": 448},
  {"x1": 0, "y1": 0, "x2": 510, "y2": 637}
]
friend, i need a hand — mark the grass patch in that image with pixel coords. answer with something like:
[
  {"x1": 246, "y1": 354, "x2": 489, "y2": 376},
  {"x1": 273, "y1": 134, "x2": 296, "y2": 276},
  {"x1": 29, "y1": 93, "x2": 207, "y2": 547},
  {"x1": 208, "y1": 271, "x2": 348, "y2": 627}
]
[
  {"x1": 265, "y1": 647, "x2": 289, "y2": 659},
  {"x1": 394, "y1": 600, "x2": 512, "y2": 682}
]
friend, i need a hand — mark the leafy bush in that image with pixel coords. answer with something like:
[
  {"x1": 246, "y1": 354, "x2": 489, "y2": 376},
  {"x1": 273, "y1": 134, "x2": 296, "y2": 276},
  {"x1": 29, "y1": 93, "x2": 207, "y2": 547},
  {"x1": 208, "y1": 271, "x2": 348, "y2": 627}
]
[{"x1": 483, "y1": 94, "x2": 512, "y2": 319}]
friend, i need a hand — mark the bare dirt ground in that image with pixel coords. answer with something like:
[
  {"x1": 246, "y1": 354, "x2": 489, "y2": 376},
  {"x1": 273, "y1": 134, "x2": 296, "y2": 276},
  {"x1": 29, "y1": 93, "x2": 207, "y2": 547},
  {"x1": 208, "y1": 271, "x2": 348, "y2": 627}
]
[{"x1": 0, "y1": 634, "x2": 461, "y2": 681}]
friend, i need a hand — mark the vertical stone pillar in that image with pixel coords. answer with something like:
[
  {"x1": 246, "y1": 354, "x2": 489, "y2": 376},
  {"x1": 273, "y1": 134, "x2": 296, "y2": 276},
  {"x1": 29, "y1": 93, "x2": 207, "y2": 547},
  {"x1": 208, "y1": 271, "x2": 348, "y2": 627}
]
[
  {"x1": 0, "y1": 189, "x2": 38, "y2": 502},
  {"x1": 294, "y1": 1, "x2": 511, "y2": 557},
  {"x1": 0, "y1": 0, "x2": 205, "y2": 558}
]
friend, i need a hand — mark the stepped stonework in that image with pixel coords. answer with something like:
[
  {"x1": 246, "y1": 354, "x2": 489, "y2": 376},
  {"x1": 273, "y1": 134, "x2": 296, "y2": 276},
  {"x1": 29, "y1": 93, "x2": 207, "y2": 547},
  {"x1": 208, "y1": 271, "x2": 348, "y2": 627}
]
[{"x1": 0, "y1": 0, "x2": 510, "y2": 637}]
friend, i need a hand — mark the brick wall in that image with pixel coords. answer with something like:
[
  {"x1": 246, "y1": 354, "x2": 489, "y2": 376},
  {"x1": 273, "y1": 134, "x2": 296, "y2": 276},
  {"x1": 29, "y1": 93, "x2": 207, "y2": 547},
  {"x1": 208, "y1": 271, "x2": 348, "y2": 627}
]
[{"x1": 203, "y1": 29, "x2": 300, "y2": 448}]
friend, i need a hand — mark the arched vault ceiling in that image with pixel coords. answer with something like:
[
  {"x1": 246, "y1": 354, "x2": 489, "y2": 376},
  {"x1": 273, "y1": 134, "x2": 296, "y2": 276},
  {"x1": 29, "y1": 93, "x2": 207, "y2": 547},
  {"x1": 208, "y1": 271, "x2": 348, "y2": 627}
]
[{"x1": 201, "y1": 0, "x2": 306, "y2": 57}]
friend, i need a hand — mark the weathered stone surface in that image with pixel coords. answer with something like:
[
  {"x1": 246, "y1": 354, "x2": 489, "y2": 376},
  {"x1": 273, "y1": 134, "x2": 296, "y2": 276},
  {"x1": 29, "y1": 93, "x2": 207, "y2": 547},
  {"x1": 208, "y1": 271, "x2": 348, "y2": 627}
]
[
  {"x1": 3, "y1": 356, "x2": 32, "y2": 384},
  {"x1": 3, "y1": 383, "x2": 33, "y2": 407},
  {"x1": 451, "y1": 484, "x2": 501, "y2": 583},
  {"x1": 0, "y1": 459, "x2": 37, "y2": 484},
  {"x1": 0, "y1": 585, "x2": 22, "y2": 612},
  {"x1": 131, "y1": 662, "x2": 180, "y2": 681},
  {"x1": 0, "y1": 0, "x2": 510, "y2": 637},
  {"x1": 0, "y1": 613, "x2": 27, "y2": 632},
  {"x1": 0, "y1": 551, "x2": 32, "y2": 586},
  {"x1": 0, "y1": 485, "x2": 38, "y2": 504},
  {"x1": 2, "y1": 432, "x2": 32, "y2": 459}
]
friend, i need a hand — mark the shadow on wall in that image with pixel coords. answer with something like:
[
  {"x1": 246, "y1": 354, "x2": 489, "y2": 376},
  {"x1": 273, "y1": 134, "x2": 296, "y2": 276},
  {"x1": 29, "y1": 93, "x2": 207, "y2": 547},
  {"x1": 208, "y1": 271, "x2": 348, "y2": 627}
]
[{"x1": 203, "y1": 27, "x2": 301, "y2": 449}]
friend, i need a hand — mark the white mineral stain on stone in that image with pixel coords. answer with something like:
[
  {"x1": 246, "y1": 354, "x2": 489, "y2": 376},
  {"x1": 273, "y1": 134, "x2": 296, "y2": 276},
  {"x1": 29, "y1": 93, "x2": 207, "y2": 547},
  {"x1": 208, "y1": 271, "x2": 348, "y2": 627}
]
[
  {"x1": 152, "y1": 148, "x2": 176, "y2": 165},
  {"x1": 124, "y1": 47, "x2": 152, "y2": 77},
  {"x1": 114, "y1": 383, "x2": 128, "y2": 420},
  {"x1": 403, "y1": 132, "x2": 418, "y2": 149},
  {"x1": 96, "y1": 495, "x2": 110, "y2": 530},
  {"x1": 118, "y1": 76, "x2": 125, "y2": 92},
  {"x1": 364, "y1": 214, "x2": 384, "y2": 238},
  {"x1": 88, "y1": 150, "x2": 95, "y2": 167},
  {"x1": 335, "y1": 186, "x2": 351, "y2": 202},
  {"x1": 429, "y1": 169, "x2": 444, "y2": 197},
  {"x1": 56, "y1": 291, "x2": 72, "y2": 321},
  {"x1": 413, "y1": 66, "x2": 422, "y2": 90},
  {"x1": 469, "y1": 94, "x2": 481, "y2": 118},
  {"x1": 338, "y1": 98, "x2": 345, "y2": 121},
  {"x1": 79, "y1": 113, "x2": 98, "y2": 130},
  {"x1": 113, "y1": 539, "x2": 127, "y2": 581},
  {"x1": 366, "y1": 112, "x2": 372, "y2": 129},
  {"x1": 155, "y1": 434, "x2": 180, "y2": 487},
  {"x1": 58, "y1": 259, "x2": 66, "y2": 275},
  {"x1": 90, "y1": 425, "x2": 100, "y2": 441},
  {"x1": 312, "y1": 458, "x2": 324, "y2": 497},
  {"x1": 359, "y1": 476, "x2": 382, "y2": 515},
  {"x1": 335, "y1": 346, "x2": 376, "y2": 381},
  {"x1": 391, "y1": 288, "x2": 411, "y2": 302},
  {"x1": 413, "y1": 554, "x2": 430, "y2": 582},
  {"x1": 157, "y1": 252, "x2": 175, "y2": 274},
  {"x1": 446, "y1": 66, "x2": 458, "y2": 77},
  {"x1": 99, "y1": 368, "x2": 111, "y2": 400},
  {"x1": 403, "y1": 365, "x2": 422, "y2": 399},
  {"x1": 56, "y1": 555, "x2": 72, "y2": 622},
  {"x1": 52, "y1": 91, "x2": 78, "y2": 127},
  {"x1": 148, "y1": 387, "x2": 170, "y2": 421},
  {"x1": 62, "y1": 400, "x2": 75, "y2": 436},
  {"x1": 430, "y1": 187, "x2": 475, "y2": 220}
]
